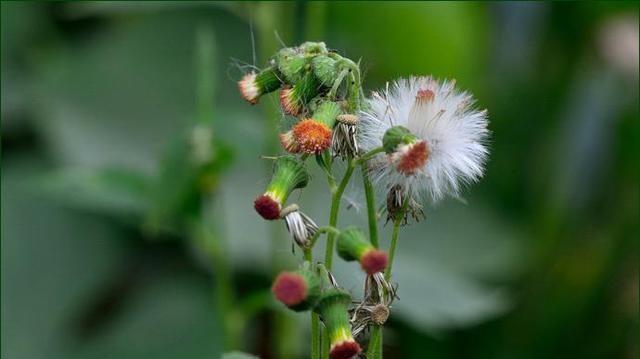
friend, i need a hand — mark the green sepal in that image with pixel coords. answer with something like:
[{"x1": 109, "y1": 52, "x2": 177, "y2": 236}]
[
  {"x1": 310, "y1": 100, "x2": 341, "y2": 128},
  {"x1": 293, "y1": 72, "x2": 322, "y2": 107},
  {"x1": 312, "y1": 55, "x2": 338, "y2": 86},
  {"x1": 300, "y1": 41, "x2": 328, "y2": 56},
  {"x1": 255, "y1": 66, "x2": 283, "y2": 95},
  {"x1": 313, "y1": 289, "x2": 353, "y2": 343},
  {"x1": 336, "y1": 227, "x2": 372, "y2": 261},
  {"x1": 276, "y1": 47, "x2": 309, "y2": 84},
  {"x1": 382, "y1": 126, "x2": 419, "y2": 154},
  {"x1": 265, "y1": 155, "x2": 309, "y2": 203}
]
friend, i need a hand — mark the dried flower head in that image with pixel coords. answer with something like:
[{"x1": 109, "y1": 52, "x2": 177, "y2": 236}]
[
  {"x1": 359, "y1": 76, "x2": 490, "y2": 204},
  {"x1": 350, "y1": 273, "x2": 397, "y2": 337},
  {"x1": 280, "y1": 204, "x2": 319, "y2": 248},
  {"x1": 254, "y1": 156, "x2": 309, "y2": 220},
  {"x1": 332, "y1": 114, "x2": 359, "y2": 159}
]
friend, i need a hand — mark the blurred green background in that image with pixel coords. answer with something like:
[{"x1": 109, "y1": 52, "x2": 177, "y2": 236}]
[{"x1": 2, "y1": 2, "x2": 638, "y2": 359}]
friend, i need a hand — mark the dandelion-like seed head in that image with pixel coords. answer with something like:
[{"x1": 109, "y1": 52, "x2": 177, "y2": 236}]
[{"x1": 359, "y1": 76, "x2": 490, "y2": 204}]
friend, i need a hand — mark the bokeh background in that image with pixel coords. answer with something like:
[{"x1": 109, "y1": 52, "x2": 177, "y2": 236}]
[{"x1": 2, "y1": 2, "x2": 638, "y2": 359}]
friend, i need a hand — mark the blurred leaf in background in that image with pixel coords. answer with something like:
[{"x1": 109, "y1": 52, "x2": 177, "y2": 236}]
[{"x1": 1, "y1": 1, "x2": 637, "y2": 359}]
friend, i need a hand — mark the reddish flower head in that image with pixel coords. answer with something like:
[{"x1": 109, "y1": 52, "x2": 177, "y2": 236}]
[
  {"x1": 330, "y1": 340, "x2": 362, "y2": 359},
  {"x1": 254, "y1": 194, "x2": 281, "y2": 220},
  {"x1": 272, "y1": 272, "x2": 308, "y2": 307},
  {"x1": 360, "y1": 249, "x2": 388, "y2": 275},
  {"x1": 292, "y1": 119, "x2": 333, "y2": 154}
]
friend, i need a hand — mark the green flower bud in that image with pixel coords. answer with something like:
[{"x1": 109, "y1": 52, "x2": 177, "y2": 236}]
[
  {"x1": 337, "y1": 227, "x2": 388, "y2": 275},
  {"x1": 254, "y1": 156, "x2": 309, "y2": 220},
  {"x1": 276, "y1": 47, "x2": 309, "y2": 84},
  {"x1": 238, "y1": 67, "x2": 282, "y2": 104},
  {"x1": 312, "y1": 55, "x2": 338, "y2": 86},
  {"x1": 299, "y1": 41, "x2": 328, "y2": 55},
  {"x1": 272, "y1": 262, "x2": 321, "y2": 311},
  {"x1": 382, "y1": 126, "x2": 420, "y2": 154},
  {"x1": 279, "y1": 72, "x2": 320, "y2": 116},
  {"x1": 314, "y1": 289, "x2": 362, "y2": 359}
]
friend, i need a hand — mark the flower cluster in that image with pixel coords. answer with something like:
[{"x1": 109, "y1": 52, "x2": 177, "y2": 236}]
[{"x1": 239, "y1": 41, "x2": 489, "y2": 359}]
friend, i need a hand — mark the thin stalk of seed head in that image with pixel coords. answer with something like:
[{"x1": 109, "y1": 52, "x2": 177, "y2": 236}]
[
  {"x1": 356, "y1": 147, "x2": 385, "y2": 165},
  {"x1": 367, "y1": 199, "x2": 408, "y2": 358},
  {"x1": 309, "y1": 225, "x2": 341, "y2": 248},
  {"x1": 361, "y1": 167, "x2": 379, "y2": 248},
  {"x1": 385, "y1": 198, "x2": 409, "y2": 280}
]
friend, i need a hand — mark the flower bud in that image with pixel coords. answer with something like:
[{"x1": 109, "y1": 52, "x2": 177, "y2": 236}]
[
  {"x1": 337, "y1": 227, "x2": 388, "y2": 275},
  {"x1": 314, "y1": 289, "x2": 362, "y2": 359},
  {"x1": 254, "y1": 156, "x2": 309, "y2": 220},
  {"x1": 276, "y1": 47, "x2": 308, "y2": 84},
  {"x1": 289, "y1": 100, "x2": 341, "y2": 154},
  {"x1": 237, "y1": 67, "x2": 282, "y2": 104},
  {"x1": 272, "y1": 263, "x2": 321, "y2": 311},
  {"x1": 312, "y1": 55, "x2": 338, "y2": 86},
  {"x1": 299, "y1": 41, "x2": 328, "y2": 55},
  {"x1": 382, "y1": 126, "x2": 429, "y2": 175},
  {"x1": 279, "y1": 72, "x2": 320, "y2": 116}
]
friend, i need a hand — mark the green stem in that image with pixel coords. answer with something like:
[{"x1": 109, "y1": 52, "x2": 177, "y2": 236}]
[
  {"x1": 324, "y1": 158, "x2": 356, "y2": 270},
  {"x1": 319, "y1": 158, "x2": 356, "y2": 359},
  {"x1": 357, "y1": 147, "x2": 385, "y2": 164},
  {"x1": 362, "y1": 164, "x2": 382, "y2": 358},
  {"x1": 309, "y1": 225, "x2": 341, "y2": 248},
  {"x1": 303, "y1": 248, "x2": 320, "y2": 359},
  {"x1": 367, "y1": 327, "x2": 383, "y2": 359},
  {"x1": 385, "y1": 209, "x2": 404, "y2": 280},
  {"x1": 361, "y1": 167, "x2": 379, "y2": 248}
]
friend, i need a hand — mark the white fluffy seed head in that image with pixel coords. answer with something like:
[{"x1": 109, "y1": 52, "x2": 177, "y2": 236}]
[{"x1": 359, "y1": 76, "x2": 490, "y2": 204}]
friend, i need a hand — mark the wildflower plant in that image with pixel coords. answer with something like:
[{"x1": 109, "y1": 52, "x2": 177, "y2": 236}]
[{"x1": 238, "y1": 41, "x2": 489, "y2": 359}]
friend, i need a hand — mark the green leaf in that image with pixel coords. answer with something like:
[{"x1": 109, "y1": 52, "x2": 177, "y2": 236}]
[{"x1": 32, "y1": 167, "x2": 151, "y2": 218}]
